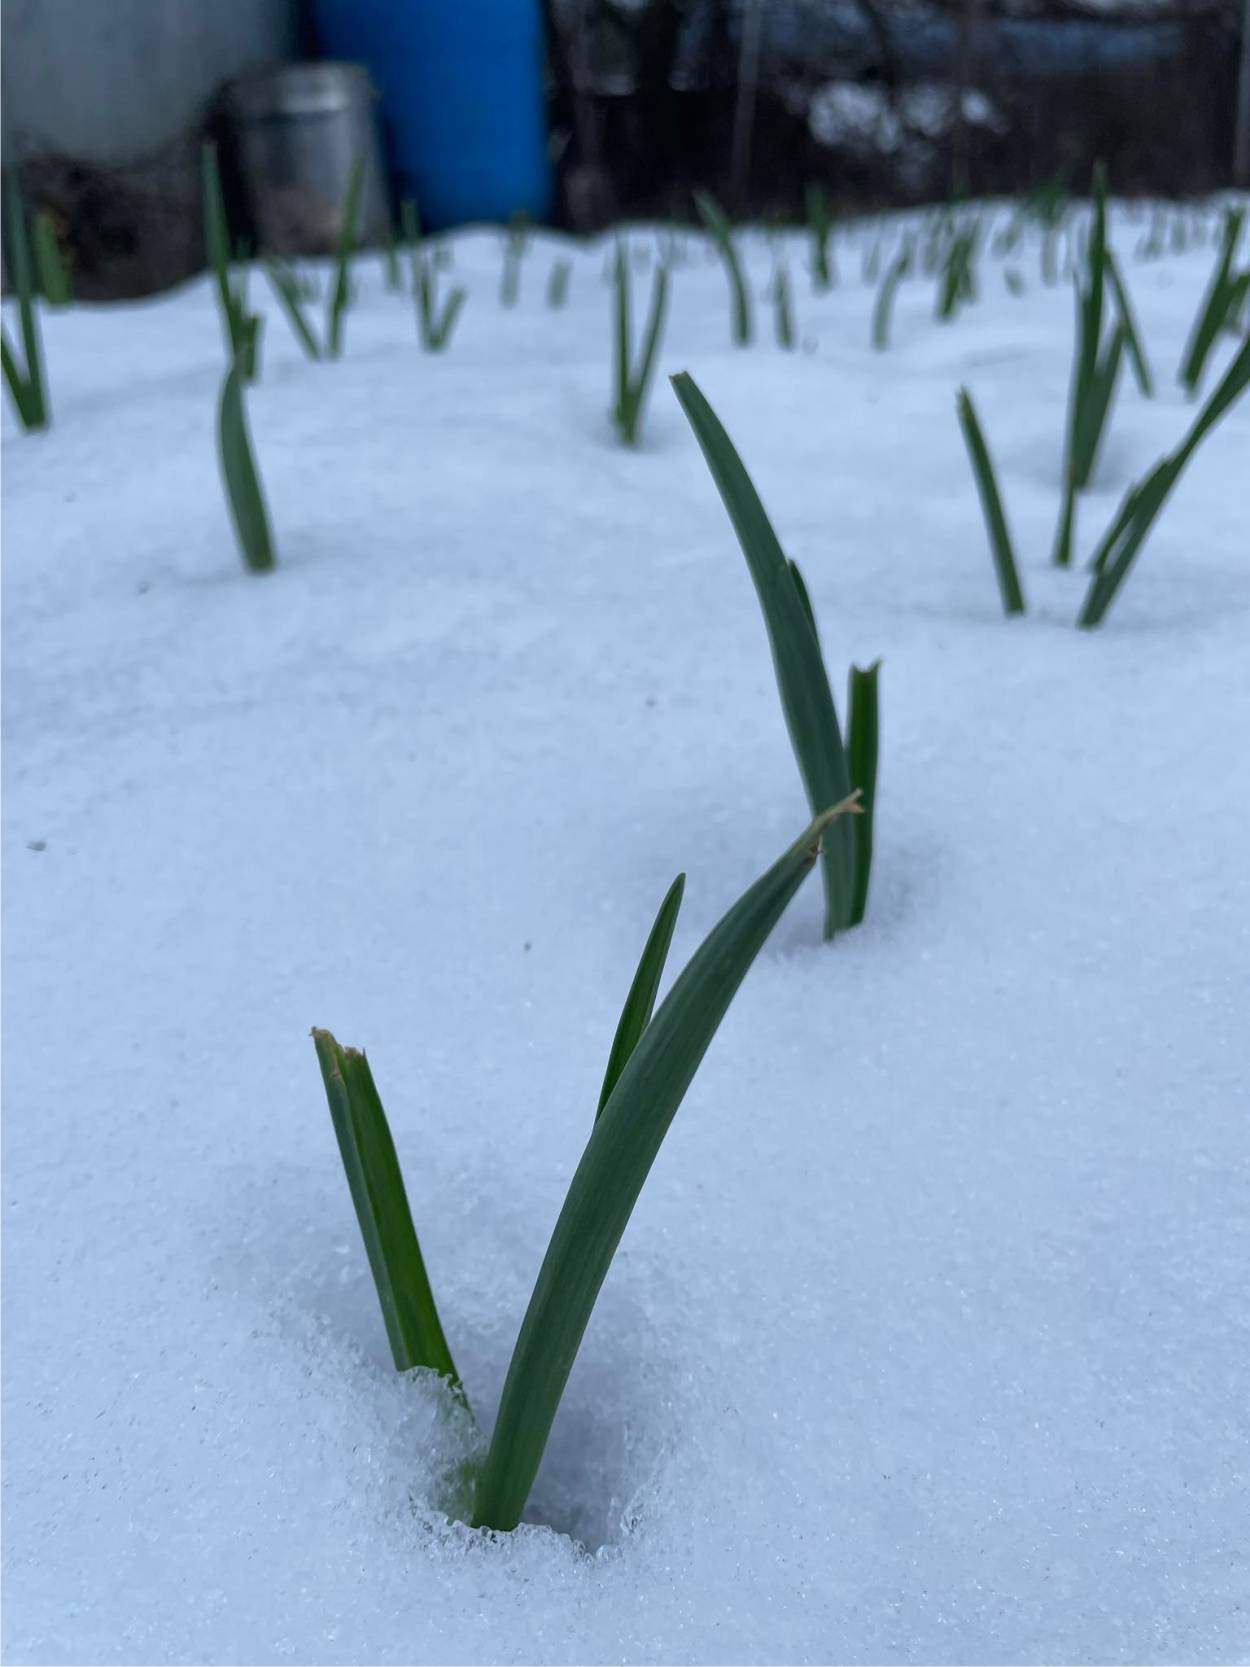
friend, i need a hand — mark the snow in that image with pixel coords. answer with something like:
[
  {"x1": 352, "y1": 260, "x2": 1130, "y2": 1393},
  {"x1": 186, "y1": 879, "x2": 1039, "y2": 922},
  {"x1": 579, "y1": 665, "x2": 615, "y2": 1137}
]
[{"x1": 3, "y1": 202, "x2": 1249, "y2": 1664}]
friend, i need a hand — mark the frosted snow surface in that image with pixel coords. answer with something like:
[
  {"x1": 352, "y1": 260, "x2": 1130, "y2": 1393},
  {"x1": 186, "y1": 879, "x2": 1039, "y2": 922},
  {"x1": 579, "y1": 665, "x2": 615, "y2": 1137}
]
[{"x1": 3, "y1": 201, "x2": 1249, "y2": 1663}]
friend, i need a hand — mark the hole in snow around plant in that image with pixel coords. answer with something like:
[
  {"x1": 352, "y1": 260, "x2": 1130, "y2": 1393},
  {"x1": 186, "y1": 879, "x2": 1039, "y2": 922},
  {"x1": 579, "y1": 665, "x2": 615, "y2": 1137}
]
[
  {"x1": 217, "y1": 1164, "x2": 678, "y2": 1554},
  {"x1": 455, "y1": 1277, "x2": 677, "y2": 1554},
  {"x1": 517, "y1": 1363, "x2": 651, "y2": 1553},
  {"x1": 391, "y1": 1337, "x2": 663, "y2": 1554}
]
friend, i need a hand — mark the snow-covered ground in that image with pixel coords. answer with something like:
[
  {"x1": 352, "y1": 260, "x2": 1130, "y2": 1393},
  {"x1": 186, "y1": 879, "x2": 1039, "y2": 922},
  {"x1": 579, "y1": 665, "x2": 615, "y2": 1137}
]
[{"x1": 3, "y1": 202, "x2": 1248, "y2": 1664}]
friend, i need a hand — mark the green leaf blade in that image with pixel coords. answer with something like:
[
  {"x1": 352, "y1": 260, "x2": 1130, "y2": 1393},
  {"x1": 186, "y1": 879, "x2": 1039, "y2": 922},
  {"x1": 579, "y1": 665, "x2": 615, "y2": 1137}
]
[
  {"x1": 1072, "y1": 323, "x2": 1126, "y2": 489},
  {"x1": 595, "y1": 874, "x2": 685, "y2": 1121},
  {"x1": 202, "y1": 142, "x2": 232, "y2": 305},
  {"x1": 846, "y1": 662, "x2": 881, "y2": 927},
  {"x1": 670, "y1": 371, "x2": 855, "y2": 936},
  {"x1": 1078, "y1": 334, "x2": 1250, "y2": 626},
  {"x1": 1176, "y1": 330, "x2": 1250, "y2": 461},
  {"x1": 471, "y1": 799, "x2": 859, "y2": 1533},
  {"x1": 217, "y1": 360, "x2": 276, "y2": 573},
  {"x1": 632, "y1": 263, "x2": 671, "y2": 418},
  {"x1": 1178, "y1": 205, "x2": 1245, "y2": 394},
  {"x1": 431, "y1": 286, "x2": 467, "y2": 350},
  {"x1": 773, "y1": 264, "x2": 795, "y2": 350},
  {"x1": 546, "y1": 258, "x2": 572, "y2": 308},
  {"x1": 312, "y1": 1030, "x2": 464, "y2": 1392},
  {"x1": 693, "y1": 191, "x2": 752, "y2": 346},
  {"x1": 806, "y1": 182, "x2": 834, "y2": 290},
  {"x1": 202, "y1": 144, "x2": 262, "y2": 379},
  {"x1": 612, "y1": 242, "x2": 632, "y2": 432},
  {"x1": 788, "y1": 558, "x2": 819, "y2": 643},
  {"x1": 2, "y1": 327, "x2": 40, "y2": 430},
  {"x1": 1104, "y1": 247, "x2": 1153, "y2": 397},
  {"x1": 326, "y1": 154, "x2": 366, "y2": 359},
  {"x1": 872, "y1": 251, "x2": 909, "y2": 350},
  {"x1": 957, "y1": 387, "x2": 1025, "y2": 616},
  {"x1": 264, "y1": 260, "x2": 323, "y2": 359},
  {"x1": 4, "y1": 188, "x2": 48, "y2": 429}
]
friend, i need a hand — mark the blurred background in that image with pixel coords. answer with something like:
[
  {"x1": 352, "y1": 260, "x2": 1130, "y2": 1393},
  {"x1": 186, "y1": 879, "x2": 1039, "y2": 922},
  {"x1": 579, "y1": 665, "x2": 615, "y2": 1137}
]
[{"x1": 2, "y1": 0, "x2": 1247, "y2": 300}]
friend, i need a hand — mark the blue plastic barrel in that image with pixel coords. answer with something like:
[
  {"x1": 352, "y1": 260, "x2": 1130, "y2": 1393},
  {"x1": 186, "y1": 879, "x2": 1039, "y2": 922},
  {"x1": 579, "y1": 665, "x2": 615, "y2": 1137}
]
[{"x1": 312, "y1": 0, "x2": 552, "y2": 229}]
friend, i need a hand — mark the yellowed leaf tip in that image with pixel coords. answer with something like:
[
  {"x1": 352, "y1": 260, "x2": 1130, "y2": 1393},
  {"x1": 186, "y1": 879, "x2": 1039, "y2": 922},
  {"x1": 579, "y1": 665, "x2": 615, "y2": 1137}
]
[{"x1": 803, "y1": 789, "x2": 863, "y2": 859}]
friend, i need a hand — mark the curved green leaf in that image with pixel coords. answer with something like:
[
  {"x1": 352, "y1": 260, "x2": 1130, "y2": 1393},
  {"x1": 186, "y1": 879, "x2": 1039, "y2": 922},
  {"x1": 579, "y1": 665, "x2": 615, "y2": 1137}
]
[
  {"x1": 217, "y1": 360, "x2": 275, "y2": 573},
  {"x1": 957, "y1": 387, "x2": 1025, "y2": 616},
  {"x1": 670, "y1": 370, "x2": 855, "y2": 937},
  {"x1": 472, "y1": 797, "x2": 859, "y2": 1533},
  {"x1": 312, "y1": 1030, "x2": 464, "y2": 1393},
  {"x1": 846, "y1": 663, "x2": 881, "y2": 927},
  {"x1": 1178, "y1": 205, "x2": 1244, "y2": 394},
  {"x1": 326, "y1": 155, "x2": 365, "y2": 359},
  {"x1": 693, "y1": 191, "x2": 752, "y2": 346},
  {"x1": 595, "y1": 873, "x2": 685, "y2": 1121},
  {"x1": 1105, "y1": 248, "x2": 1152, "y2": 397},
  {"x1": 265, "y1": 260, "x2": 322, "y2": 360},
  {"x1": 872, "y1": 249, "x2": 910, "y2": 350}
]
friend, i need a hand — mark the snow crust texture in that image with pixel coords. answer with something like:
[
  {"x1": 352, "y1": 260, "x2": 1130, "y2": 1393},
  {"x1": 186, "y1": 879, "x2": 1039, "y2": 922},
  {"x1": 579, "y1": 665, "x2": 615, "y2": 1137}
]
[{"x1": 3, "y1": 206, "x2": 1248, "y2": 1663}]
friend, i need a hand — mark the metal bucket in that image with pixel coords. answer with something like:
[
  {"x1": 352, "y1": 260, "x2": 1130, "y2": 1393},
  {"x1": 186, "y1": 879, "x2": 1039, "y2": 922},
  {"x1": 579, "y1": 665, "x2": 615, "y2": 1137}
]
[{"x1": 225, "y1": 62, "x2": 391, "y2": 256}]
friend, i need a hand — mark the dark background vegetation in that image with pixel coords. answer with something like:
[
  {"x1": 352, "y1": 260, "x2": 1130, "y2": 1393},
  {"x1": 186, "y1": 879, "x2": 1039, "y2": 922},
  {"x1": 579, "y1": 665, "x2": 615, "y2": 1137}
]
[{"x1": 540, "y1": 0, "x2": 1242, "y2": 229}]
